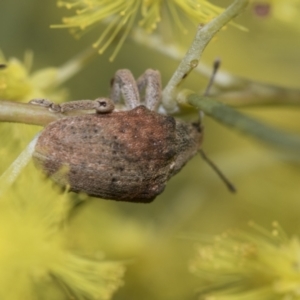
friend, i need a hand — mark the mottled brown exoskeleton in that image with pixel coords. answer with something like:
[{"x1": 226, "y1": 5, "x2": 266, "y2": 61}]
[{"x1": 30, "y1": 69, "x2": 203, "y2": 203}]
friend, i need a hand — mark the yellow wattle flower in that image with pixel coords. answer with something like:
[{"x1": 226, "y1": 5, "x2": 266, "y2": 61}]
[
  {"x1": 0, "y1": 162, "x2": 125, "y2": 300},
  {"x1": 0, "y1": 51, "x2": 67, "y2": 103},
  {"x1": 190, "y1": 222, "x2": 300, "y2": 299},
  {"x1": 53, "y1": 0, "x2": 226, "y2": 61},
  {"x1": 0, "y1": 50, "x2": 70, "y2": 169}
]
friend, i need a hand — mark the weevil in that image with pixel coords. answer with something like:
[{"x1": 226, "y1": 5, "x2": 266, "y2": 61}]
[{"x1": 30, "y1": 69, "x2": 203, "y2": 203}]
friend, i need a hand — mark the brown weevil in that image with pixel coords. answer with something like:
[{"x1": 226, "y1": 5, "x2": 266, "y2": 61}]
[{"x1": 30, "y1": 69, "x2": 203, "y2": 203}]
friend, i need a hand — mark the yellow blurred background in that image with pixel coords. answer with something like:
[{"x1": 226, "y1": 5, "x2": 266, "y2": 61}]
[{"x1": 1, "y1": 0, "x2": 300, "y2": 299}]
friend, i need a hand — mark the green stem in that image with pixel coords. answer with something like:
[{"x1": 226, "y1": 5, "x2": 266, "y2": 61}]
[
  {"x1": 0, "y1": 134, "x2": 39, "y2": 198},
  {"x1": 0, "y1": 48, "x2": 99, "y2": 126},
  {"x1": 0, "y1": 100, "x2": 62, "y2": 126},
  {"x1": 132, "y1": 23, "x2": 300, "y2": 108},
  {"x1": 217, "y1": 80, "x2": 300, "y2": 107},
  {"x1": 162, "y1": 0, "x2": 249, "y2": 113},
  {"x1": 0, "y1": 99, "x2": 100, "y2": 126},
  {"x1": 187, "y1": 93, "x2": 300, "y2": 153}
]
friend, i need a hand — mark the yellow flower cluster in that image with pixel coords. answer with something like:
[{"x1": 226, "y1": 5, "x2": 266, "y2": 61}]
[
  {"x1": 0, "y1": 51, "x2": 67, "y2": 103},
  {"x1": 190, "y1": 222, "x2": 300, "y2": 300},
  {"x1": 0, "y1": 50, "x2": 70, "y2": 160},
  {"x1": 0, "y1": 162, "x2": 125, "y2": 300},
  {"x1": 54, "y1": 0, "x2": 225, "y2": 60}
]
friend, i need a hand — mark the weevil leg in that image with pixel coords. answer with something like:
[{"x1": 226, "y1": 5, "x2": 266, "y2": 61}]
[
  {"x1": 110, "y1": 69, "x2": 140, "y2": 109},
  {"x1": 29, "y1": 98, "x2": 114, "y2": 114},
  {"x1": 136, "y1": 69, "x2": 162, "y2": 111},
  {"x1": 29, "y1": 98, "x2": 61, "y2": 112},
  {"x1": 59, "y1": 98, "x2": 114, "y2": 113}
]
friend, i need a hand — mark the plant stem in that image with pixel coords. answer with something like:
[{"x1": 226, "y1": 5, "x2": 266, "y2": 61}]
[
  {"x1": 0, "y1": 47, "x2": 98, "y2": 126},
  {"x1": 217, "y1": 80, "x2": 300, "y2": 107},
  {"x1": 132, "y1": 26, "x2": 300, "y2": 108},
  {"x1": 187, "y1": 93, "x2": 300, "y2": 154},
  {"x1": 0, "y1": 134, "x2": 39, "y2": 198},
  {"x1": 162, "y1": 0, "x2": 249, "y2": 113},
  {"x1": 0, "y1": 99, "x2": 101, "y2": 126},
  {"x1": 0, "y1": 100, "x2": 61, "y2": 126}
]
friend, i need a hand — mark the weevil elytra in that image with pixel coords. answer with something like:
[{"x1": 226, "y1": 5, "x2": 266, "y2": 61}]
[{"x1": 30, "y1": 69, "x2": 203, "y2": 203}]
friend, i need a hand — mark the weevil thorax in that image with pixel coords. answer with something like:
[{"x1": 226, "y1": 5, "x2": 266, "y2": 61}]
[{"x1": 33, "y1": 105, "x2": 203, "y2": 203}]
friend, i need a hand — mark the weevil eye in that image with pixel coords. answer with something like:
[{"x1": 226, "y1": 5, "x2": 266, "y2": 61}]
[{"x1": 95, "y1": 98, "x2": 114, "y2": 113}]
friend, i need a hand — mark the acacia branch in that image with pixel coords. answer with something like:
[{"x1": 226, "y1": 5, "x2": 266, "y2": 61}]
[
  {"x1": 187, "y1": 93, "x2": 300, "y2": 154},
  {"x1": 162, "y1": 0, "x2": 249, "y2": 113},
  {"x1": 0, "y1": 100, "x2": 63, "y2": 126}
]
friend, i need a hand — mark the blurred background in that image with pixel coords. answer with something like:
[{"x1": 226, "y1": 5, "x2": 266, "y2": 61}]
[{"x1": 1, "y1": 0, "x2": 300, "y2": 299}]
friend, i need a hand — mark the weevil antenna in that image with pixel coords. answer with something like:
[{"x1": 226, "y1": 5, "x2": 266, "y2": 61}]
[
  {"x1": 203, "y1": 58, "x2": 221, "y2": 97},
  {"x1": 198, "y1": 58, "x2": 221, "y2": 124},
  {"x1": 199, "y1": 58, "x2": 236, "y2": 193},
  {"x1": 199, "y1": 149, "x2": 236, "y2": 193}
]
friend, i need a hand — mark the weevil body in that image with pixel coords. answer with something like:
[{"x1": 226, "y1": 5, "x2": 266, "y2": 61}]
[{"x1": 31, "y1": 69, "x2": 203, "y2": 203}]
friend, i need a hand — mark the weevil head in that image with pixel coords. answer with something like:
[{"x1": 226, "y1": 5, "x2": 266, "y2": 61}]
[{"x1": 170, "y1": 119, "x2": 203, "y2": 176}]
